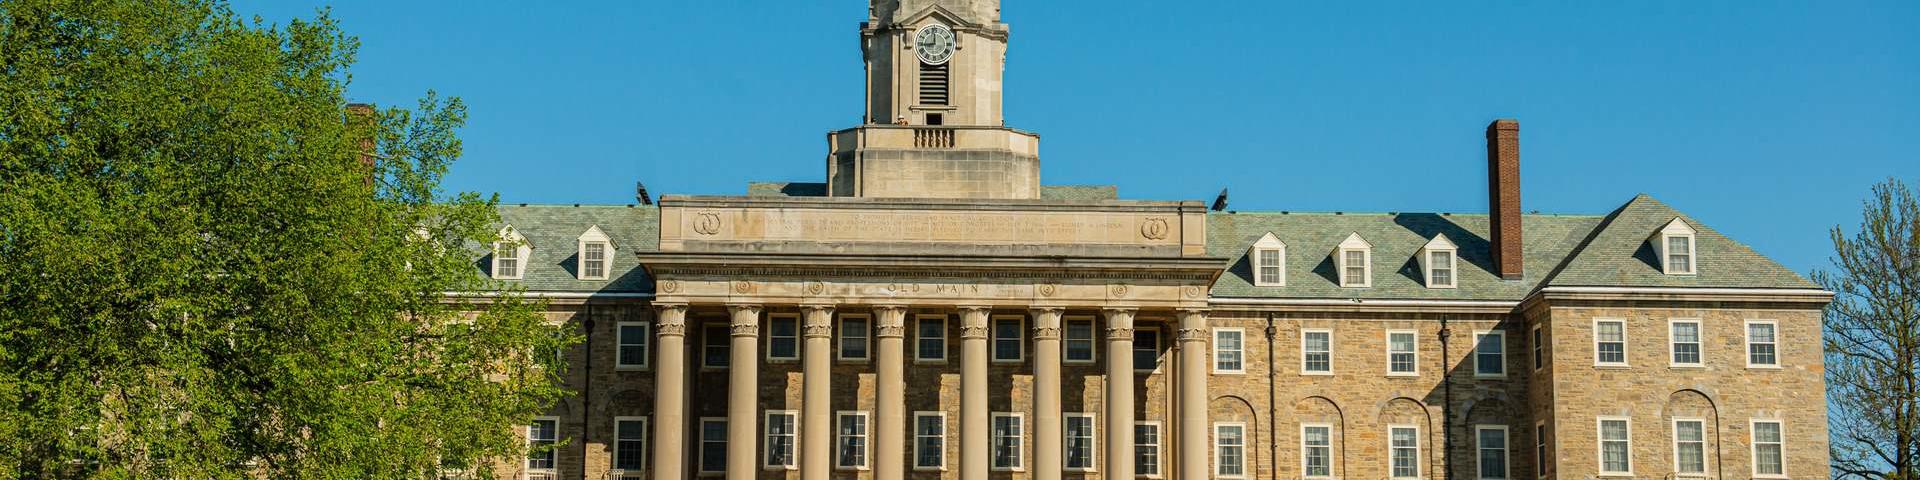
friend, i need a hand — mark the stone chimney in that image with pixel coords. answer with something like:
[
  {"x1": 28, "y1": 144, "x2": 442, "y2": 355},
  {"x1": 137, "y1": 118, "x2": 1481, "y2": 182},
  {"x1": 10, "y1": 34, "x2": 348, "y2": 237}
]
[{"x1": 1486, "y1": 119, "x2": 1524, "y2": 280}]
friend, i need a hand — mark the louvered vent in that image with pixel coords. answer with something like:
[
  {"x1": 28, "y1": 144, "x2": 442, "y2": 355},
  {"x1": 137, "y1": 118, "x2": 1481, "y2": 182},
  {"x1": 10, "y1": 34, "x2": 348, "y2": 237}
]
[{"x1": 918, "y1": 63, "x2": 949, "y2": 105}]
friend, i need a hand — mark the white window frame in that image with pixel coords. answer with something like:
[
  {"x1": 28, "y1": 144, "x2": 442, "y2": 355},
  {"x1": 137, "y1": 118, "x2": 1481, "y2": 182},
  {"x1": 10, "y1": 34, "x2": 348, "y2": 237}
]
[
  {"x1": 697, "y1": 417, "x2": 727, "y2": 476},
  {"x1": 1301, "y1": 328, "x2": 1334, "y2": 375},
  {"x1": 1063, "y1": 316, "x2": 1097, "y2": 364},
  {"x1": 1136, "y1": 421, "x2": 1164, "y2": 478},
  {"x1": 1593, "y1": 319, "x2": 1629, "y2": 367},
  {"x1": 492, "y1": 226, "x2": 530, "y2": 280},
  {"x1": 1388, "y1": 424, "x2": 1421, "y2": 479},
  {"x1": 1335, "y1": 232, "x2": 1374, "y2": 288},
  {"x1": 765, "y1": 313, "x2": 800, "y2": 363},
  {"x1": 914, "y1": 314, "x2": 947, "y2": 364},
  {"x1": 616, "y1": 321, "x2": 649, "y2": 370},
  {"x1": 577, "y1": 225, "x2": 612, "y2": 280},
  {"x1": 1064, "y1": 412, "x2": 1098, "y2": 472},
  {"x1": 1671, "y1": 417, "x2": 1708, "y2": 477},
  {"x1": 1535, "y1": 421, "x2": 1550, "y2": 479},
  {"x1": 991, "y1": 412, "x2": 1026, "y2": 472},
  {"x1": 1387, "y1": 329, "x2": 1419, "y2": 377},
  {"x1": 1214, "y1": 328, "x2": 1246, "y2": 374},
  {"x1": 1420, "y1": 234, "x2": 1460, "y2": 289},
  {"x1": 1475, "y1": 330, "x2": 1506, "y2": 378},
  {"x1": 1597, "y1": 416, "x2": 1633, "y2": 476},
  {"x1": 701, "y1": 323, "x2": 729, "y2": 370},
  {"x1": 611, "y1": 416, "x2": 648, "y2": 476},
  {"x1": 991, "y1": 314, "x2": 1025, "y2": 363},
  {"x1": 763, "y1": 410, "x2": 799, "y2": 470},
  {"x1": 1133, "y1": 326, "x2": 1161, "y2": 373},
  {"x1": 1655, "y1": 219, "x2": 1699, "y2": 275},
  {"x1": 527, "y1": 416, "x2": 560, "y2": 475},
  {"x1": 835, "y1": 410, "x2": 870, "y2": 470},
  {"x1": 912, "y1": 411, "x2": 948, "y2": 471},
  {"x1": 1745, "y1": 320, "x2": 1780, "y2": 368},
  {"x1": 1476, "y1": 424, "x2": 1510, "y2": 480},
  {"x1": 1251, "y1": 233, "x2": 1287, "y2": 287},
  {"x1": 1750, "y1": 419, "x2": 1787, "y2": 478},
  {"x1": 1531, "y1": 325, "x2": 1545, "y2": 371},
  {"x1": 838, "y1": 313, "x2": 871, "y2": 362},
  {"x1": 1301, "y1": 423, "x2": 1334, "y2": 479},
  {"x1": 1215, "y1": 422, "x2": 1249, "y2": 478},
  {"x1": 1669, "y1": 318, "x2": 1703, "y2": 368}
]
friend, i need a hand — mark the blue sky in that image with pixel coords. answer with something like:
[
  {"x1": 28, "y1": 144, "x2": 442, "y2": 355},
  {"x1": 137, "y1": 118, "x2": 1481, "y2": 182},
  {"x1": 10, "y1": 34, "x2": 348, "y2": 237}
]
[{"x1": 231, "y1": 1, "x2": 1916, "y2": 276}]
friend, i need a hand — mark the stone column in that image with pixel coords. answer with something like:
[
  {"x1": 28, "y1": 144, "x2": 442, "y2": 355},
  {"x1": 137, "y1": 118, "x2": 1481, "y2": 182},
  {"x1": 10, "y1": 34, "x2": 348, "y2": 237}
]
[
  {"x1": 958, "y1": 306, "x2": 992, "y2": 480},
  {"x1": 873, "y1": 306, "x2": 908, "y2": 480},
  {"x1": 1103, "y1": 308, "x2": 1137, "y2": 479},
  {"x1": 1029, "y1": 308, "x2": 1064, "y2": 480},
  {"x1": 651, "y1": 303, "x2": 689, "y2": 480},
  {"x1": 1176, "y1": 308, "x2": 1211, "y2": 480},
  {"x1": 800, "y1": 305, "x2": 835, "y2": 480},
  {"x1": 726, "y1": 304, "x2": 762, "y2": 480}
]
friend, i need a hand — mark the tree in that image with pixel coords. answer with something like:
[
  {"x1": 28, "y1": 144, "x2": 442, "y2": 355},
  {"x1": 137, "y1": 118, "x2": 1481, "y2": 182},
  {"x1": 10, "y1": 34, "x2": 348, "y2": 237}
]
[
  {"x1": 0, "y1": 0, "x2": 572, "y2": 478},
  {"x1": 1819, "y1": 179, "x2": 1920, "y2": 480}
]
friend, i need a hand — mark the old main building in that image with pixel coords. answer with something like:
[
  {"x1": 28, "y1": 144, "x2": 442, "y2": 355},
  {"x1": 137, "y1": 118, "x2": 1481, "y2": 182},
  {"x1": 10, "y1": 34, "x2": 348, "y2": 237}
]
[{"x1": 486, "y1": 1, "x2": 1831, "y2": 479}]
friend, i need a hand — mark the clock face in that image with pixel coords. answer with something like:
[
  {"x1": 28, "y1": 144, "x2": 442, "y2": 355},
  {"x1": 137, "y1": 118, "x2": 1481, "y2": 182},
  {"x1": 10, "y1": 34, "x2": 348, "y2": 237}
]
[{"x1": 914, "y1": 24, "x2": 956, "y2": 65}]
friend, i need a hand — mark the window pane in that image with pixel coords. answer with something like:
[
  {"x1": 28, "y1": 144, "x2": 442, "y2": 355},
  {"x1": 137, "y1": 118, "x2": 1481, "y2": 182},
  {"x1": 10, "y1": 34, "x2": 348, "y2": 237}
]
[
  {"x1": 840, "y1": 318, "x2": 868, "y2": 359},
  {"x1": 619, "y1": 325, "x2": 648, "y2": 366},
  {"x1": 1217, "y1": 330, "x2": 1243, "y2": 371},
  {"x1": 1305, "y1": 331, "x2": 1331, "y2": 372},
  {"x1": 994, "y1": 319, "x2": 1021, "y2": 361},
  {"x1": 615, "y1": 420, "x2": 645, "y2": 470},
  {"x1": 1676, "y1": 421, "x2": 1705, "y2": 473},
  {"x1": 1135, "y1": 424, "x2": 1160, "y2": 475},
  {"x1": 1598, "y1": 322, "x2": 1624, "y2": 342},
  {"x1": 701, "y1": 421, "x2": 727, "y2": 472},
  {"x1": 1065, "y1": 322, "x2": 1094, "y2": 361},
  {"x1": 1477, "y1": 334, "x2": 1504, "y2": 374},
  {"x1": 1749, "y1": 323, "x2": 1775, "y2": 343},
  {"x1": 1133, "y1": 330, "x2": 1158, "y2": 370},
  {"x1": 1479, "y1": 429, "x2": 1508, "y2": 479},
  {"x1": 915, "y1": 415, "x2": 944, "y2": 468}
]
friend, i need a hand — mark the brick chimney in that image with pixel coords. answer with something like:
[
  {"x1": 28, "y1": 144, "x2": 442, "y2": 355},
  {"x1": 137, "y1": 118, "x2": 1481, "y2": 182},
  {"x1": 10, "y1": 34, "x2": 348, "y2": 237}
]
[
  {"x1": 346, "y1": 103, "x2": 377, "y2": 171},
  {"x1": 1486, "y1": 119, "x2": 1524, "y2": 280}
]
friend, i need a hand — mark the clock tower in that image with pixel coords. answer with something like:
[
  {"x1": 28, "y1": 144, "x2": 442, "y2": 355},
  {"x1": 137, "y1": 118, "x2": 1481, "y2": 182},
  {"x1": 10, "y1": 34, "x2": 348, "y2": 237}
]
[{"x1": 827, "y1": 0, "x2": 1041, "y2": 199}]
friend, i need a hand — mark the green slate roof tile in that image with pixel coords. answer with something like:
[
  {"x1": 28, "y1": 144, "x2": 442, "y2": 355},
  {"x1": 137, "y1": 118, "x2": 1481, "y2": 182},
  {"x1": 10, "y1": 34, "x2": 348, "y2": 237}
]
[
  {"x1": 493, "y1": 205, "x2": 659, "y2": 294},
  {"x1": 1207, "y1": 212, "x2": 1603, "y2": 301},
  {"x1": 1544, "y1": 194, "x2": 1817, "y2": 290}
]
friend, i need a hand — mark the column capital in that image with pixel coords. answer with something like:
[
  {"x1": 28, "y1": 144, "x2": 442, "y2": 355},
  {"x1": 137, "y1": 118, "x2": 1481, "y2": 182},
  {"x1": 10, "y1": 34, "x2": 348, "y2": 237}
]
[
  {"x1": 1176, "y1": 327, "x2": 1209, "y2": 343},
  {"x1": 1107, "y1": 326, "x2": 1137, "y2": 341},
  {"x1": 1101, "y1": 307, "x2": 1139, "y2": 315},
  {"x1": 726, "y1": 303, "x2": 763, "y2": 316},
  {"x1": 872, "y1": 304, "x2": 909, "y2": 315},
  {"x1": 1027, "y1": 306, "x2": 1065, "y2": 316},
  {"x1": 655, "y1": 303, "x2": 689, "y2": 337},
  {"x1": 803, "y1": 305, "x2": 834, "y2": 339},
  {"x1": 654, "y1": 302, "x2": 690, "y2": 313},
  {"x1": 800, "y1": 304, "x2": 836, "y2": 315},
  {"x1": 956, "y1": 305, "x2": 994, "y2": 315},
  {"x1": 728, "y1": 304, "x2": 761, "y2": 337}
]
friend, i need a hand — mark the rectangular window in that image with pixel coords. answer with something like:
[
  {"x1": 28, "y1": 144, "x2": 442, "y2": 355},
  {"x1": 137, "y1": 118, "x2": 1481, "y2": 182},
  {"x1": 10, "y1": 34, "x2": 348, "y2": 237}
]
[
  {"x1": 1302, "y1": 424, "x2": 1332, "y2": 478},
  {"x1": 767, "y1": 315, "x2": 799, "y2": 362},
  {"x1": 1065, "y1": 413, "x2": 1096, "y2": 471},
  {"x1": 1752, "y1": 420, "x2": 1785, "y2": 477},
  {"x1": 495, "y1": 244, "x2": 520, "y2": 279},
  {"x1": 916, "y1": 315, "x2": 947, "y2": 362},
  {"x1": 1135, "y1": 422, "x2": 1162, "y2": 477},
  {"x1": 1746, "y1": 321, "x2": 1778, "y2": 367},
  {"x1": 617, "y1": 322, "x2": 649, "y2": 369},
  {"x1": 1429, "y1": 250, "x2": 1456, "y2": 288},
  {"x1": 1598, "y1": 417, "x2": 1631, "y2": 475},
  {"x1": 1215, "y1": 328, "x2": 1245, "y2": 373},
  {"x1": 702, "y1": 324, "x2": 729, "y2": 368},
  {"x1": 764, "y1": 411, "x2": 798, "y2": 469},
  {"x1": 1302, "y1": 329, "x2": 1332, "y2": 374},
  {"x1": 1477, "y1": 425, "x2": 1509, "y2": 479},
  {"x1": 581, "y1": 241, "x2": 607, "y2": 279},
  {"x1": 1532, "y1": 326, "x2": 1545, "y2": 371},
  {"x1": 1670, "y1": 319, "x2": 1702, "y2": 366},
  {"x1": 1133, "y1": 328, "x2": 1160, "y2": 372},
  {"x1": 1065, "y1": 317, "x2": 1096, "y2": 363},
  {"x1": 1388, "y1": 330, "x2": 1418, "y2": 376},
  {"x1": 1257, "y1": 248, "x2": 1284, "y2": 285},
  {"x1": 1594, "y1": 320, "x2": 1627, "y2": 366},
  {"x1": 1536, "y1": 422, "x2": 1550, "y2": 478},
  {"x1": 839, "y1": 314, "x2": 870, "y2": 361},
  {"x1": 1216, "y1": 423, "x2": 1247, "y2": 478},
  {"x1": 913, "y1": 412, "x2": 946, "y2": 470},
  {"x1": 699, "y1": 418, "x2": 727, "y2": 474},
  {"x1": 1341, "y1": 249, "x2": 1370, "y2": 287},
  {"x1": 991, "y1": 413, "x2": 1024, "y2": 470},
  {"x1": 527, "y1": 418, "x2": 558, "y2": 472},
  {"x1": 1667, "y1": 235, "x2": 1694, "y2": 274},
  {"x1": 836, "y1": 411, "x2": 869, "y2": 469},
  {"x1": 613, "y1": 417, "x2": 647, "y2": 473},
  {"x1": 1673, "y1": 418, "x2": 1706, "y2": 475},
  {"x1": 1390, "y1": 425, "x2": 1420, "y2": 478},
  {"x1": 1475, "y1": 330, "x2": 1506, "y2": 377},
  {"x1": 993, "y1": 316, "x2": 1023, "y2": 362}
]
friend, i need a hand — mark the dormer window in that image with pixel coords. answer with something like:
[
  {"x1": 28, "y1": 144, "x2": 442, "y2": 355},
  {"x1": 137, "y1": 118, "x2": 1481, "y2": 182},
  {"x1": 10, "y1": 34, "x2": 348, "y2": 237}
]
[
  {"x1": 1249, "y1": 232, "x2": 1286, "y2": 287},
  {"x1": 1335, "y1": 233, "x2": 1373, "y2": 288},
  {"x1": 492, "y1": 226, "x2": 530, "y2": 280},
  {"x1": 578, "y1": 225, "x2": 613, "y2": 281},
  {"x1": 1653, "y1": 219, "x2": 1698, "y2": 275},
  {"x1": 1419, "y1": 234, "x2": 1459, "y2": 289}
]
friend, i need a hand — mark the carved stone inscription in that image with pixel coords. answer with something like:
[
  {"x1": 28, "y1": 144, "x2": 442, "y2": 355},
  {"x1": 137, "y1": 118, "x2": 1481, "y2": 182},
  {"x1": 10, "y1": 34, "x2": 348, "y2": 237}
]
[{"x1": 680, "y1": 208, "x2": 1183, "y2": 246}]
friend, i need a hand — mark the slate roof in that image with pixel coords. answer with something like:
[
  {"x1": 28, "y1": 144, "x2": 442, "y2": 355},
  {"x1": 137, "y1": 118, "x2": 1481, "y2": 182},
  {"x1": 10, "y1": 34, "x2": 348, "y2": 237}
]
[
  {"x1": 492, "y1": 205, "x2": 658, "y2": 294},
  {"x1": 482, "y1": 195, "x2": 1814, "y2": 300}
]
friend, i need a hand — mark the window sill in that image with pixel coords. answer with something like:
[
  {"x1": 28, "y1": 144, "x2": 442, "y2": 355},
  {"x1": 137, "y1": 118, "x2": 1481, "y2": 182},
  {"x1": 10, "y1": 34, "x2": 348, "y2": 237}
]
[
  {"x1": 835, "y1": 466, "x2": 870, "y2": 472},
  {"x1": 913, "y1": 466, "x2": 948, "y2": 472},
  {"x1": 1592, "y1": 363, "x2": 1631, "y2": 369},
  {"x1": 837, "y1": 358, "x2": 871, "y2": 365},
  {"x1": 1064, "y1": 359, "x2": 1098, "y2": 365},
  {"x1": 1214, "y1": 370, "x2": 1247, "y2": 375},
  {"x1": 1747, "y1": 364, "x2": 1784, "y2": 370},
  {"x1": 614, "y1": 365, "x2": 649, "y2": 372},
  {"x1": 992, "y1": 359, "x2": 1025, "y2": 365},
  {"x1": 766, "y1": 358, "x2": 799, "y2": 364},
  {"x1": 912, "y1": 358, "x2": 948, "y2": 365},
  {"x1": 1668, "y1": 364, "x2": 1705, "y2": 370},
  {"x1": 1301, "y1": 371, "x2": 1335, "y2": 377},
  {"x1": 1474, "y1": 373, "x2": 1507, "y2": 379}
]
